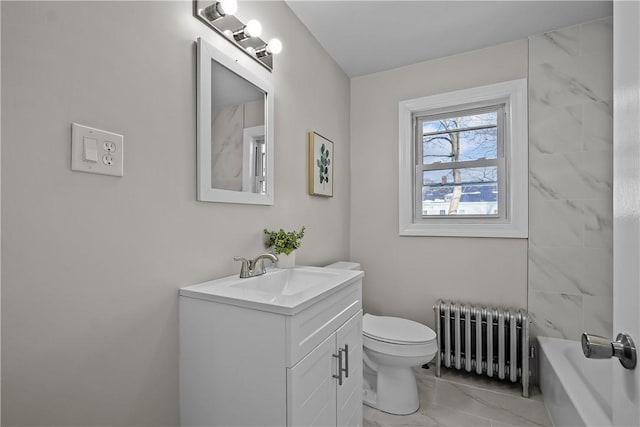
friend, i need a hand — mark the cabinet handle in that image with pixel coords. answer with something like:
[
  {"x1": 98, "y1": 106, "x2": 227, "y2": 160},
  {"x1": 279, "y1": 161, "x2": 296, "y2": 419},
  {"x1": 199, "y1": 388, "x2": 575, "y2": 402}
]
[
  {"x1": 342, "y1": 344, "x2": 349, "y2": 379},
  {"x1": 332, "y1": 351, "x2": 343, "y2": 385}
]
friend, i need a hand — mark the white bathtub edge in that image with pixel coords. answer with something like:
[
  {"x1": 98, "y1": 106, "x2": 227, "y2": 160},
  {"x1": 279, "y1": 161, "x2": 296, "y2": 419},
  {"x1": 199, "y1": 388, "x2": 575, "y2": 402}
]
[{"x1": 538, "y1": 336, "x2": 612, "y2": 427}]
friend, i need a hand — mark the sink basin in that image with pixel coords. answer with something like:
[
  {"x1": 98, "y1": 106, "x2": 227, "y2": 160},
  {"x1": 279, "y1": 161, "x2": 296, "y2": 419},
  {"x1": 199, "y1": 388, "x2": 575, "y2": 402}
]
[
  {"x1": 230, "y1": 268, "x2": 339, "y2": 296},
  {"x1": 180, "y1": 266, "x2": 364, "y2": 315}
]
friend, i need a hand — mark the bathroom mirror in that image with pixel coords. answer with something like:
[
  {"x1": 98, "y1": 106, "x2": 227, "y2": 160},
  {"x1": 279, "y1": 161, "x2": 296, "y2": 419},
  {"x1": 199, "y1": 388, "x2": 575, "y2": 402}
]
[{"x1": 197, "y1": 37, "x2": 275, "y2": 205}]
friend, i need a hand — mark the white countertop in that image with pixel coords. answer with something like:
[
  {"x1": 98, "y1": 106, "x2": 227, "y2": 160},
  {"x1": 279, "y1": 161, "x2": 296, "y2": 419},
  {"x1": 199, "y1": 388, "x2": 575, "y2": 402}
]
[{"x1": 179, "y1": 266, "x2": 364, "y2": 315}]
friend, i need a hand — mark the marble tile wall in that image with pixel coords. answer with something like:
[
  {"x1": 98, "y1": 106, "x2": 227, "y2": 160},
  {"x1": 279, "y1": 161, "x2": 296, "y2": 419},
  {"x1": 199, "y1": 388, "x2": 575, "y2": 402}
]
[
  {"x1": 212, "y1": 104, "x2": 244, "y2": 191},
  {"x1": 528, "y1": 17, "x2": 613, "y2": 343},
  {"x1": 211, "y1": 101, "x2": 264, "y2": 191}
]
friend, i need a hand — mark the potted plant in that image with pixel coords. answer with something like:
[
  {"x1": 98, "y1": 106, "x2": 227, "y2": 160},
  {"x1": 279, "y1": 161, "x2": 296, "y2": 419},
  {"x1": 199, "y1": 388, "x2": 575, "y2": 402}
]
[{"x1": 264, "y1": 226, "x2": 305, "y2": 268}]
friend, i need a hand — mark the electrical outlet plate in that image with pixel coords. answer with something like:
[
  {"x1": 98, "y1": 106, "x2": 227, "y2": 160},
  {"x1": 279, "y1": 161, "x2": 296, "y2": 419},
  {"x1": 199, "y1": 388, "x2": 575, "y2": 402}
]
[{"x1": 71, "y1": 123, "x2": 124, "y2": 177}]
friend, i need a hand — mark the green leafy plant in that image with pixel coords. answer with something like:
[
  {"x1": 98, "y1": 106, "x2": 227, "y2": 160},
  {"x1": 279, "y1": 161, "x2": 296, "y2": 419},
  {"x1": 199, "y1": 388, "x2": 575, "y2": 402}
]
[
  {"x1": 317, "y1": 143, "x2": 331, "y2": 184},
  {"x1": 264, "y1": 226, "x2": 306, "y2": 255}
]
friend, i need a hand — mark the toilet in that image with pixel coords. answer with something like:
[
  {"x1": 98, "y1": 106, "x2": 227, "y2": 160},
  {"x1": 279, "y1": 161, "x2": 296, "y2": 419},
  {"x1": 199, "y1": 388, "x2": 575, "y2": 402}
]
[{"x1": 325, "y1": 262, "x2": 438, "y2": 415}]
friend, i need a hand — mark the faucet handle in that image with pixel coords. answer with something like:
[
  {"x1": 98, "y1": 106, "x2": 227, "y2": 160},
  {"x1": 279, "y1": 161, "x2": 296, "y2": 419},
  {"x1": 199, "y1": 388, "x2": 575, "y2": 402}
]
[{"x1": 233, "y1": 257, "x2": 250, "y2": 278}]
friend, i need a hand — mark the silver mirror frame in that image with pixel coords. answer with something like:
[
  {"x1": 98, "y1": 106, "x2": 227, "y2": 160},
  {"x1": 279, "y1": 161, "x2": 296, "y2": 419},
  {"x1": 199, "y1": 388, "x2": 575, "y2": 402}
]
[{"x1": 196, "y1": 37, "x2": 275, "y2": 205}]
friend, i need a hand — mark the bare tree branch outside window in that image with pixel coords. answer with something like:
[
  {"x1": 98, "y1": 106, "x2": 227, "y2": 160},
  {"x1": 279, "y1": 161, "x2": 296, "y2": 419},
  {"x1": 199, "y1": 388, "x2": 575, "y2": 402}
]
[{"x1": 419, "y1": 109, "x2": 500, "y2": 216}]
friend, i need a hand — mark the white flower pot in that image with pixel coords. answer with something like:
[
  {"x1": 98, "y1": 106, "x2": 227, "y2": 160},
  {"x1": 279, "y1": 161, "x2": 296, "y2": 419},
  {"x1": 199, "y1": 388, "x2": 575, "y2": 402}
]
[{"x1": 276, "y1": 251, "x2": 296, "y2": 268}]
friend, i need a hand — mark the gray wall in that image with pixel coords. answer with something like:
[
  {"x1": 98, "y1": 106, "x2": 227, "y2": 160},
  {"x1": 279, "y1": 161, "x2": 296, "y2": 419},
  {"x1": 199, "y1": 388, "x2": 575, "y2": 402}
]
[
  {"x1": 350, "y1": 40, "x2": 529, "y2": 327},
  {"x1": 1, "y1": 1, "x2": 350, "y2": 425},
  {"x1": 528, "y1": 17, "x2": 613, "y2": 341}
]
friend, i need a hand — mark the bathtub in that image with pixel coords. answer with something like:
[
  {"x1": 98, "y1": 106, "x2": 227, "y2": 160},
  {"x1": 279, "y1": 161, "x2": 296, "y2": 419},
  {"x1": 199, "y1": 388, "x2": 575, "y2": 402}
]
[{"x1": 538, "y1": 336, "x2": 613, "y2": 427}]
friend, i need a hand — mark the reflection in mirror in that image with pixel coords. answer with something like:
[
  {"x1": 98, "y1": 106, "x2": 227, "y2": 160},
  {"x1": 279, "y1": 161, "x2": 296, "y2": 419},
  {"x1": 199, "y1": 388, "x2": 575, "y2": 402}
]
[
  {"x1": 210, "y1": 59, "x2": 266, "y2": 193},
  {"x1": 197, "y1": 37, "x2": 274, "y2": 205}
]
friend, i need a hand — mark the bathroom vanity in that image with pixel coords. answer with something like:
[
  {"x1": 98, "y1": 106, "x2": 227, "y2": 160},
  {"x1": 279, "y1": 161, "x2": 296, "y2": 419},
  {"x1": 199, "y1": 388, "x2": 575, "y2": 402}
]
[{"x1": 179, "y1": 267, "x2": 364, "y2": 426}]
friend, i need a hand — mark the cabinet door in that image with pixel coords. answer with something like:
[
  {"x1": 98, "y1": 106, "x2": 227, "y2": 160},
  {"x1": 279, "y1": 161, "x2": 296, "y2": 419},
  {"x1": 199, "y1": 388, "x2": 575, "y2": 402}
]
[
  {"x1": 336, "y1": 311, "x2": 363, "y2": 427},
  {"x1": 287, "y1": 333, "x2": 337, "y2": 427}
]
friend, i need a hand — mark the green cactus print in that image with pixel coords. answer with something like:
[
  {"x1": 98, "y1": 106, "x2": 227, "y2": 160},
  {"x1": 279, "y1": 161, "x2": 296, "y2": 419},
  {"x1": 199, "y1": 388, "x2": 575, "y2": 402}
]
[{"x1": 317, "y1": 143, "x2": 331, "y2": 185}]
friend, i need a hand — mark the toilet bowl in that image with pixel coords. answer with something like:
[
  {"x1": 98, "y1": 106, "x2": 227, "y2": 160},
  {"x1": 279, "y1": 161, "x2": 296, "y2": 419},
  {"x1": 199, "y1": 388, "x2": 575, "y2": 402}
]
[
  {"x1": 324, "y1": 262, "x2": 438, "y2": 415},
  {"x1": 362, "y1": 314, "x2": 437, "y2": 415}
]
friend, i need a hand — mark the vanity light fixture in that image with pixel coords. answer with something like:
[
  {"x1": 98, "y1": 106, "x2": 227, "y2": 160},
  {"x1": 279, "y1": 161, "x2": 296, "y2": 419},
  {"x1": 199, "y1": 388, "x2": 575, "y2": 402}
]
[
  {"x1": 233, "y1": 19, "x2": 263, "y2": 42},
  {"x1": 202, "y1": 0, "x2": 237, "y2": 21},
  {"x1": 194, "y1": 0, "x2": 282, "y2": 71},
  {"x1": 256, "y1": 38, "x2": 282, "y2": 58}
]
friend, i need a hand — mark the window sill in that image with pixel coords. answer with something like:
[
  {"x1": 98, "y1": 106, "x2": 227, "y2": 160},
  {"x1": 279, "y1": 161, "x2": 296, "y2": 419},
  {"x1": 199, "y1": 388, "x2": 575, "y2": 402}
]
[{"x1": 399, "y1": 220, "x2": 528, "y2": 238}]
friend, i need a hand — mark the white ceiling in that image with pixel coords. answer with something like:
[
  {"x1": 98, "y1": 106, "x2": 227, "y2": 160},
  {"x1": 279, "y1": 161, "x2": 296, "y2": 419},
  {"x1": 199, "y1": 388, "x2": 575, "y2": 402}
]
[{"x1": 286, "y1": 1, "x2": 613, "y2": 77}]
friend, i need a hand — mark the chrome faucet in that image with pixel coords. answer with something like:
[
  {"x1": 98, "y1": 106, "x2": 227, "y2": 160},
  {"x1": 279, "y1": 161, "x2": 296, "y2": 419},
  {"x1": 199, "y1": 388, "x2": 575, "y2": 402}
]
[{"x1": 234, "y1": 253, "x2": 279, "y2": 278}]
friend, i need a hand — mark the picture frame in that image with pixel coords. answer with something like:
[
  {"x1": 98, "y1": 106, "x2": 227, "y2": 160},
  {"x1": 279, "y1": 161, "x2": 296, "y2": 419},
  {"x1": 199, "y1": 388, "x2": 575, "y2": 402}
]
[{"x1": 308, "y1": 131, "x2": 334, "y2": 197}]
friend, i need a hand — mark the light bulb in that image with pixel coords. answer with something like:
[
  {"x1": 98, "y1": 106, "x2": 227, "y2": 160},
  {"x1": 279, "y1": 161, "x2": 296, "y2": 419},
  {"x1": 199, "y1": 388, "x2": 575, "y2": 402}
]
[
  {"x1": 218, "y1": 0, "x2": 237, "y2": 15},
  {"x1": 244, "y1": 19, "x2": 262, "y2": 38},
  {"x1": 246, "y1": 46, "x2": 256, "y2": 55},
  {"x1": 266, "y1": 38, "x2": 282, "y2": 55},
  {"x1": 223, "y1": 29, "x2": 233, "y2": 38}
]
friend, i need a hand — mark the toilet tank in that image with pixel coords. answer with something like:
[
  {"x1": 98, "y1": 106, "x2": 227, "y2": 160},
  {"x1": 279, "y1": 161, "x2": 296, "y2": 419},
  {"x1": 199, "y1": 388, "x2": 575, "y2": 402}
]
[{"x1": 325, "y1": 261, "x2": 361, "y2": 270}]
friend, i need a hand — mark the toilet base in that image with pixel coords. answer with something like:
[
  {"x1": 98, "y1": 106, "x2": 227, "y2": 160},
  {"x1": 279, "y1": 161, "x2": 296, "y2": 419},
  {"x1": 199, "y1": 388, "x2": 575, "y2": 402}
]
[{"x1": 362, "y1": 364, "x2": 420, "y2": 415}]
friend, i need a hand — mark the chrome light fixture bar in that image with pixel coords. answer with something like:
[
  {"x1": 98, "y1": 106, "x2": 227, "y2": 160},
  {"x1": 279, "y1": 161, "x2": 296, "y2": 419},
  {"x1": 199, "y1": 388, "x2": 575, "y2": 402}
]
[
  {"x1": 202, "y1": 0, "x2": 237, "y2": 21},
  {"x1": 193, "y1": 0, "x2": 282, "y2": 72}
]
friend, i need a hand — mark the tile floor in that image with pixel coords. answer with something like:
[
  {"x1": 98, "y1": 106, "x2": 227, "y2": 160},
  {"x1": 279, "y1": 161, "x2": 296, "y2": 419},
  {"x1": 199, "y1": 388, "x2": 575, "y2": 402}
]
[{"x1": 363, "y1": 365, "x2": 553, "y2": 427}]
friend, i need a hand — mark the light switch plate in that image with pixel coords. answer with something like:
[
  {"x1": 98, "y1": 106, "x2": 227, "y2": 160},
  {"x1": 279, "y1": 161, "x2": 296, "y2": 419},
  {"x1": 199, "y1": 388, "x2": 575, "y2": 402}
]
[{"x1": 71, "y1": 123, "x2": 124, "y2": 177}]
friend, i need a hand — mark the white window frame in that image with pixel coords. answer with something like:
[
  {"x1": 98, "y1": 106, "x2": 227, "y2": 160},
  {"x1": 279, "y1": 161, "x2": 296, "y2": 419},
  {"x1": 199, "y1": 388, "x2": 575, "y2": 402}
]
[{"x1": 399, "y1": 79, "x2": 528, "y2": 238}]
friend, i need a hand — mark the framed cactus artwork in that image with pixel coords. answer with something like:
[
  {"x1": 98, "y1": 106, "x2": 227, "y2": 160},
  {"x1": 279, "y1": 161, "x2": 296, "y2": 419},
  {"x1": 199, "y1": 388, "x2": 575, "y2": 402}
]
[{"x1": 308, "y1": 131, "x2": 334, "y2": 197}]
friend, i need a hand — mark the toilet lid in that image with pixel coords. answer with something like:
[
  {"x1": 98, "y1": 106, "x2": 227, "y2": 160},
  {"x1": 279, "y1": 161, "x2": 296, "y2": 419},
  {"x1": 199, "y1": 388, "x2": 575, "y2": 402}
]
[{"x1": 363, "y1": 314, "x2": 436, "y2": 344}]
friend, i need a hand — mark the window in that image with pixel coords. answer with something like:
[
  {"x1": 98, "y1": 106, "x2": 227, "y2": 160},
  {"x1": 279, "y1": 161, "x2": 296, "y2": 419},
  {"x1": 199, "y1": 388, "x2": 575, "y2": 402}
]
[
  {"x1": 418, "y1": 106, "x2": 503, "y2": 219},
  {"x1": 399, "y1": 79, "x2": 528, "y2": 238}
]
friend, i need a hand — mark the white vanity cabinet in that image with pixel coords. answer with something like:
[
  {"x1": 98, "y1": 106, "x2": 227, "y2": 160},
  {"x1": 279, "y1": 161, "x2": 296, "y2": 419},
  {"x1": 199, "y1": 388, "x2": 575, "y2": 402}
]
[
  {"x1": 288, "y1": 310, "x2": 362, "y2": 427},
  {"x1": 179, "y1": 270, "x2": 363, "y2": 427}
]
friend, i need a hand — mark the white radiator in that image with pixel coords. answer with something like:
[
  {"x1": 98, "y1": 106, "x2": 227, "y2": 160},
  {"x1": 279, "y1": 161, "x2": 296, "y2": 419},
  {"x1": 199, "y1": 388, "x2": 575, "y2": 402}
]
[{"x1": 433, "y1": 300, "x2": 530, "y2": 397}]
